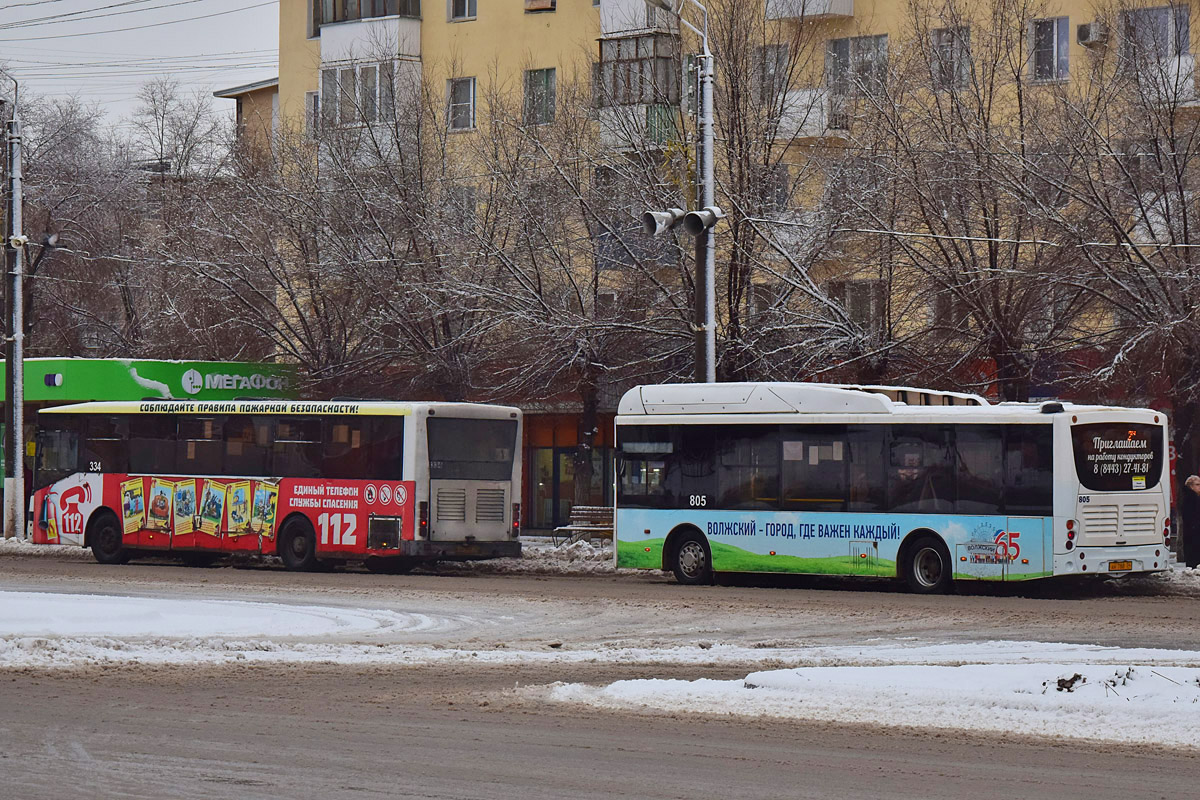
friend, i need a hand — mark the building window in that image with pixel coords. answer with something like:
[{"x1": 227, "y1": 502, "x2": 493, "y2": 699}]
[
  {"x1": 755, "y1": 43, "x2": 789, "y2": 104},
  {"x1": 826, "y1": 279, "x2": 886, "y2": 333},
  {"x1": 597, "y1": 34, "x2": 680, "y2": 107},
  {"x1": 932, "y1": 26, "x2": 970, "y2": 90},
  {"x1": 321, "y1": 61, "x2": 396, "y2": 127},
  {"x1": 450, "y1": 0, "x2": 476, "y2": 20},
  {"x1": 646, "y1": 103, "x2": 677, "y2": 143},
  {"x1": 1121, "y1": 6, "x2": 1190, "y2": 67},
  {"x1": 447, "y1": 77, "x2": 476, "y2": 130},
  {"x1": 525, "y1": 0, "x2": 556, "y2": 12},
  {"x1": 305, "y1": 91, "x2": 320, "y2": 138},
  {"x1": 1031, "y1": 17, "x2": 1069, "y2": 81},
  {"x1": 313, "y1": 0, "x2": 421, "y2": 34},
  {"x1": 827, "y1": 34, "x2": 888, "y2": 95},
  {"x1": 524, "y1": 67, "x2": 556, "y2": 125},
  {"x1": 446, "y1": 183, "x2": 477, "y2": 228}
]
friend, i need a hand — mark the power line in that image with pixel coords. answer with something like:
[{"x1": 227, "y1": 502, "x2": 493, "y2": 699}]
[{"x1": 0, "y1": 1, "x2": 275, "y2": 42}]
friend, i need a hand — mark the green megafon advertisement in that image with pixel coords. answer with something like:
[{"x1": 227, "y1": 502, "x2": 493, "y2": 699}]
[{"x1": 2, "y1": 358, "x2": 298, "y2": 403}]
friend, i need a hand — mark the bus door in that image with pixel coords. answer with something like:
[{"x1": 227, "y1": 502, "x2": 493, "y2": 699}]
[{"x1": 1002, "y1": 516, "x2": 1047, "y2": 580}]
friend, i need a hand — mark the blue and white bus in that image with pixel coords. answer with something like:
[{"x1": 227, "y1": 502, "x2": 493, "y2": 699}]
[{"x1": 614, "y1": 383, "x2": 1170, "y2": 592}]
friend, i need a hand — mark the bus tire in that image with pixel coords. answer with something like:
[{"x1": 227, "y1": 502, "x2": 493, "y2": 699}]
[
  {"x1": 88, "y1": 511, "x2": 130, "y2": 565},
  {"x1": 904, "y1": 535, "x2": 952, "y2": 594},
  {"x1": 279, "y1": 517, "x2": 319, "y2": 572},
  {"x1": 671, "y1": 530, "x2": 712, "y2": 586}
]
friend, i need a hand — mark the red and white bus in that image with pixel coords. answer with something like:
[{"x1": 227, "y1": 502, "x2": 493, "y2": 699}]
[{"x1": 31, "y1": 400, "x2": 522, "y2": 571}]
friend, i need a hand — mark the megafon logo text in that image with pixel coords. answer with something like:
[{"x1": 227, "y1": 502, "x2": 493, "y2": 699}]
[{"x1": 181, "y1": 369, "x2": 287, "y2": 396}]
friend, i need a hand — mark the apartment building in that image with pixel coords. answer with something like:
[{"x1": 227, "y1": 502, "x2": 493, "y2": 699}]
[{"x1": 272, "y1": 1, "x2": 1197, "y2": 525}]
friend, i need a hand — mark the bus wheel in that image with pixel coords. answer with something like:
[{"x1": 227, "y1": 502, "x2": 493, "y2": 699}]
[
  {"x1": 671, "y1": 531, "x2": 712, "y2": 586},
  {"x1": 904, "y1": 536, "x2": 952, "y2": 594},
  {"x1": 89, "y1": 513, "x2": 130, "y2": 565},
  {"x1": 279, "y1": 518, "x2": 319, "y2": 572}
]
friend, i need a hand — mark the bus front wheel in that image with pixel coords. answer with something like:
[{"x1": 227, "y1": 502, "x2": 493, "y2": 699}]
[
  {"x1": 904, "y1": 535, "x2": 952, "y2": 594},
  {"x1": 89, "y1": 512, "x2": 130, "y2": 565},
  {"x1": 671, "y1": 531, "x2": 712, "y2": 586},
  {"x1": 279, "y1": 518, "x2": 319, "y2": 572}
]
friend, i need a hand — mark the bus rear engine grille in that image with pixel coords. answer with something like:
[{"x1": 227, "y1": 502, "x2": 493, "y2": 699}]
[
  {"x1": 1121, "y1": 504, "x2": 1159, "y2": 535},
  {"x1": 368, "y1": 517, "x2": 400, "y2": 550},
  {"x1": 436, "y1": 488, "x2": 467, "y2": 522},
  {"x1": 1080, "y1": 505, "x2": 1118, "y2": 537},
  {"x1": 476, "y1": 488, "x2": 506, "y2": 523}
]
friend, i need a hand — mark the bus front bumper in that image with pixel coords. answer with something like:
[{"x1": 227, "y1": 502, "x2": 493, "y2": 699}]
[
  {"x1": 1053, "y1": 544, "x2": 1169, "y2": 576},
  {"x1": 390, "y1": 539, "x2": 521, "y2": 561}
]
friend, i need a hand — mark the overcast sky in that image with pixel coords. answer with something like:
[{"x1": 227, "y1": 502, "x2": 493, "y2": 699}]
[{"x1": 0, "y1": 0, "x2": 279, "y2": 127}]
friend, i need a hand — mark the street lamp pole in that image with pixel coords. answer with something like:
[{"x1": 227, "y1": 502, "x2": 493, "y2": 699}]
[
  {"x1": 648, "y1": 0, "x2": 717, "y2": 383},
  {"x1": 0, "y1": 70, "x2": 23, "y2": 540}
]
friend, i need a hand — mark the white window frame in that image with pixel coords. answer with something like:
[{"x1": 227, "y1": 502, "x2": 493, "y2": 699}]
[
  {"x1": 1031, "y1": 17, "x2": 1069, "y2": 82},
  {"x1": 827, "y1": 34, "x2": 888, "y2": 96},
  {"x1": 449, "y1": 0, "x2": 476, "y2": 21},
  {"x1": 447, "y1": 77, "x2": 476, "y2": 131},
  {"x1": 524, "y1": 67, "x2": 556, "y2": 125},
  {"x1": 1121, "y1": 5, "x2": 1191, "y2": 65},
  {"x1": 931, "y1": 26, "x2": 970, "y2": 91},
  {"x1": 305, "y1": 91, "x2": 321, "y2": 138},
  {"x1": 320, "y1": 61, "x2": 398, "y2": 128}
]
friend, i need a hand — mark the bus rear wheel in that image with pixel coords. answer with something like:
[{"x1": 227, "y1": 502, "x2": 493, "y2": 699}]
[
  {"x1": 279, "y1": 518, "x2": 319, "y2": 572},
  {"x1": 671, "y1": 531, "x2": 712, "y2": 586},
  {"x1": 904, "y1": 535, "x2": 952, "y2": 594},
  {"x1": 89, "y1": 512, "x2": 130, "y2": 565}
]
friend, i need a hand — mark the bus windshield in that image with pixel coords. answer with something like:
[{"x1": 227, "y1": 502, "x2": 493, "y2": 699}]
[
  {"x1": 427, "y1": 418, "x2": 516, "y2": 481},
  {"x1": 1071, "y1": 422, "x2": 1163, "y2": 492}
]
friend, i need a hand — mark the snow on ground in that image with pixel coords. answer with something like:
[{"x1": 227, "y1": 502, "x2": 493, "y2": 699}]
[
  {"x1": 549, "y1": 660, "x2": 1200, "y2": 748},
  {"x1": 0, "y1": 537, "x2": 92, "y2": 560}
]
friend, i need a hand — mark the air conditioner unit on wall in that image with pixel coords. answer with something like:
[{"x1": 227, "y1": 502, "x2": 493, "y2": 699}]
[
  {"x1": 1078, "y1": 21, "x2": 1109, "y2": 47},
  {"x1": 525, "y1": 0, "x2": 556, "y2": 11}
]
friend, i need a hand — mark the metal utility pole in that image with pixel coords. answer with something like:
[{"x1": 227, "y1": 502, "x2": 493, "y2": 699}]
[
  {"x1": 644, "y1": 0, "x2": 722, "y2": 383},
  {"x1": 1, "y1": 72, "x2": 23, "y2": 540}
]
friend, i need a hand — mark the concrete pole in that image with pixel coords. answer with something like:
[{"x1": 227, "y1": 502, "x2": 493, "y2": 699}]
[
  {"x1": 4, "y1": 114, "x2": 22, "y2": 539},
  {"x1": 698, "y1": 45, "x2": 716, "y2": 384}
]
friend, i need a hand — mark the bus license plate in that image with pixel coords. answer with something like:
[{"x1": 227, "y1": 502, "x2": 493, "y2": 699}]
[{"x1": 1108, "y1": 561, "x2": 1132, "y2": 572}]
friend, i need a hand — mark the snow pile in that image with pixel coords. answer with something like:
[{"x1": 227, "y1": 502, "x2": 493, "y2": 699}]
[
  {"x1": 0, "y1": 537, "x2": 91, "y2": 560},
  {"x1": 451, "y1": 537, "x2": 634, "y2": 576},
  {"x1": 1118, "y1": 565, "x2": 1200, "y2": 597},
  {"x1": 549, "y1": 645, "x2": 1200, "y2": 749}
]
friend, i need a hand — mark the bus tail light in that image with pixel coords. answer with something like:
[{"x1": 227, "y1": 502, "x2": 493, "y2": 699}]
[
  {"x1": 1065, "y1": 524, "x2": 1075, "y2": 550},
  {"x1": 418, "y1": 501, "x2": 429, "y2": 539},
  {"x1": 512, "y1": 503, "x2": 521, "y2": 537}
]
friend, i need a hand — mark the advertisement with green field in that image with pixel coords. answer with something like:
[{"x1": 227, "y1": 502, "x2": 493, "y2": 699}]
[{"x1": 616, "y1": 509, "x2": 1052, "y2": 581}]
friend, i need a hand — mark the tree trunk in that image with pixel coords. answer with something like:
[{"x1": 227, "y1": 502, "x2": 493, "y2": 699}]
[{"x1": 573, "y1": 372, "x2": 599, "y2": 509}]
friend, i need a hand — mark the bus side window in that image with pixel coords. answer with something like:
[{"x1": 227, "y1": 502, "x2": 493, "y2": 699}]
[
  {"x1": 82, "y1": 415, "x2": 129, "y2": 474},
  {"x1": 37, "y1": 415, "x2": 81, "y2": 480},
  {"x1": 128, "y1": 415, "x2": 177, "y2": 475},
  {"x1": 716, "y1": 425, "x2": 779, "y2": 510},
  {"x1": 615, "y1": 424, "x2": 674, "y2": 508},
  {"x1": 780, "y1": 425, "x2": 846, "y2": 512},
  {"x1": 177, "y1": 417, "x2": 224, "y2": 475},
  {"x1": 888, "y1": 426, "x2": 953, "y2": 513},
  {"x1": 955, "y1": 425, "x2": 1003, "y2": 515},
  {"x1": 1005, "y1": 425, "x2": 1053, "y2": 515},
  {"x1": 324, "y1": 417, "x2": 367, "y2": 479},
  {"x1": 846, "y1": 427, "x2": 886, "y2": 512},
  {"x1": 367, "y1": 417, "x2": 404, "y2": 480},
  {"x1": 273, "y1": 417, "x2": 322, "y2": 477},
  {"x1": 225, "y1": 417, "x2": 272, "y2": 477}
]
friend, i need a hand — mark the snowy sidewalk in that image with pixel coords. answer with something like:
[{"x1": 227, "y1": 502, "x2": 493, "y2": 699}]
[{"x1": 549, "y1": 640, "x2": 1200, "y2": 749}]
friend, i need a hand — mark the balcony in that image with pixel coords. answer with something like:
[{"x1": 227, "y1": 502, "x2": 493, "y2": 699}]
[
  {"x1": 319, "y1": 13, "x2": 421, "y2": 61},
  {"x1": 777, "y1": 88, "x2": 849, "y2": 140},
  {"x1": 766, "y1": 0, "x2": 853, "y2": 20}
]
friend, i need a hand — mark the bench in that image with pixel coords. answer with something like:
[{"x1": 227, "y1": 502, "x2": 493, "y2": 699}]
[{"x1": 552, "y1": 505, "x2": 614, "y2": 546}]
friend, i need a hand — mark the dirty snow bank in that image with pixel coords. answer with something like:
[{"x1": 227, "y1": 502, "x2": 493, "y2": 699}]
[{"x1": 549, "y1": 643, "x2": 1200, "y2": 749}]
